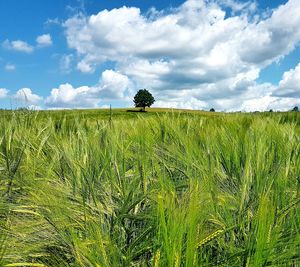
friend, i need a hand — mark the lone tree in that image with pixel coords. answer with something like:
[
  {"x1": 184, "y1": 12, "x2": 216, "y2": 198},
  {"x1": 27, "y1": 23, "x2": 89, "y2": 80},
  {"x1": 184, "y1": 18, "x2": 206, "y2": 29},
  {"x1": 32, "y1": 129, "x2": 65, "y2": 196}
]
[
  {"x1": 210, "y1": 108, "x2": 215, "y2": 112},
  {"x1": 134, "y1": 89, "x2": 155, "y2": 111},
  {"x1": 292, "y1": 106, "x2": 299, "y2": 112}
]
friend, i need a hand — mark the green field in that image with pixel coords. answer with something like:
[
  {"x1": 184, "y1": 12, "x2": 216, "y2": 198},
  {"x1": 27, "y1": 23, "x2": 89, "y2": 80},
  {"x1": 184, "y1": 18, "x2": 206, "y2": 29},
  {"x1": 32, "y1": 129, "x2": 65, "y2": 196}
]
[{"x1": 0, "y1": 109, "x2": 299, "y2": 266}]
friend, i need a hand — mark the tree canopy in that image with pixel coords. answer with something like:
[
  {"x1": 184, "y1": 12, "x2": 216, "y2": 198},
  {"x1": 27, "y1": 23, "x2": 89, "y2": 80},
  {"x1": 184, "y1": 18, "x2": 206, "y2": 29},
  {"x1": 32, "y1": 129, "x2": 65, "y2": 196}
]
[{"x1": 133, "y1": 89, "x2": 155, "y2": 111}]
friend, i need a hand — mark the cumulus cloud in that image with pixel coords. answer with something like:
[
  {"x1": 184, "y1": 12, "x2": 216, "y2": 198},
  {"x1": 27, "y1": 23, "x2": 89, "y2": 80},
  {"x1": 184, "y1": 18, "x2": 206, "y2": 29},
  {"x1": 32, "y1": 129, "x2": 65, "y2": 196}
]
[
  {"x1": 13, "y1": 88, "x2": 42, "y2": 105},
  {"x1": 42, "y1": 62, "x2": 300, "y2": 111},
  {"x1": 2, "y1": 34, "x2": 52, "y2": 54},
  {"x1": 4, "y1": 63, "x2": 16, "y2": 71},
  {"x1": 3, "y1": 0, "x2": 295, "y2": 111},
  {"x1": 273, "y1": 63, "x2": 300, "y2": 98},
  {"x1": 77, "y1": 60, "x2": 94, "y2": 73},
  {"x1": 61, "y1": 0, "x2": 300, "y2": 110},
  {"x1": 45, "y1": 70, "x2": 130, "y2": 108},
  {"x1": 0, "y1": 88, "x2": 9, "y2": 98},
  {"x1": 36, "y1": 34, "x2": 52, "y2": 46},
  {"x1": 217, "y1": 68, "x2": 300, "y2": 111},
  {"x1": 99, "y1": 69, "x2": 130, "y2": 98},
  {"x1": 63, "y1": 0, "x2": 300, "y2": 72},
  {"x1": 45, "y1": 83, "x2": 95, "y2": 108},
  {"x1": 3, "y1": 39, "x2": 34, "y2": 53},
  {"x1": 155, "y1": 97, "x2": 208, "y2": 110},
  {"x1": 240, "y1": 96, "x2": 299, "y2": 112}
]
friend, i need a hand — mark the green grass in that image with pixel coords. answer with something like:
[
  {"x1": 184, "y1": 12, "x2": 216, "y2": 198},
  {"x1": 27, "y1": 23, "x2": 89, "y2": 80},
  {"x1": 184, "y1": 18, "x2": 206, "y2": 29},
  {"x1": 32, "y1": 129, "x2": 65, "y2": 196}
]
[{"x1": 0, "y1": 108, "x2": 299, "y2": 266}]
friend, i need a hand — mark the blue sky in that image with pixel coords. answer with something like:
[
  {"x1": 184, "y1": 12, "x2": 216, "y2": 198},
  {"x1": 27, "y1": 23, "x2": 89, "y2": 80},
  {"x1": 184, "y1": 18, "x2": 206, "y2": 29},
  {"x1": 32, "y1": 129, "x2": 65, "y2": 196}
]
[{"x1": 0, "y1": 0, "x2": 299, "y2": 111}]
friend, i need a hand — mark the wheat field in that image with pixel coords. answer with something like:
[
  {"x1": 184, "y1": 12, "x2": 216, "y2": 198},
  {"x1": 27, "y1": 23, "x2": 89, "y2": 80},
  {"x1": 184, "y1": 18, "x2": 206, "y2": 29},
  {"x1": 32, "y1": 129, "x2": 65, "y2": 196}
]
[{"x1": 0, "y1": 109, "x2": 299, "y2": 266}]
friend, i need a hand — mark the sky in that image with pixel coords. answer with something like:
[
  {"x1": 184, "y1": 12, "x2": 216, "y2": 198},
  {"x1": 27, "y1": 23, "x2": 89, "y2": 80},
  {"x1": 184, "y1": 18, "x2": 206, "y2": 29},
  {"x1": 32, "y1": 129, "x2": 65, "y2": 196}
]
[{"x1": 0, "y1": 0, "x2": 300, "y2": 111}]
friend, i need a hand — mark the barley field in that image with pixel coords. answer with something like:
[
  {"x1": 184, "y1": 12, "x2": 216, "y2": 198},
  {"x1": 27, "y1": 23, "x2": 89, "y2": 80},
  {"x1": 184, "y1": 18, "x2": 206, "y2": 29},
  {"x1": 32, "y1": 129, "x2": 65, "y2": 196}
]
[{"x1": 0, "y1": 109, "x2": 299, "y2": 266}]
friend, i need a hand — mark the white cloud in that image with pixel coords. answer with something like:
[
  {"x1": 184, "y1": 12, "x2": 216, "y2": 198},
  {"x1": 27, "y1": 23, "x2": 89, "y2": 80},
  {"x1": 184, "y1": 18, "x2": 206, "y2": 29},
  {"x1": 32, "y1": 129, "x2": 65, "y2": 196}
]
[
  {"x1": 42, "y1": 63, "x2": 300, "y2": 111},
  {"x1": 62, "y1": 0, "x2": 300, "y2": 110},
  {"x1": 45, "y1": 70, "x2": 130, "y2": 108},
  {"x1": 3, "y1": 39, "x2": 34, "y2": 53},
  {"x1": 273, "y1": 63, "x2": 300, "y2": 98},
  {"x1": 2, "y1": 35, "x2": 52, "y2": 54},
  {"x1": 4, "y1": 63, "x2": 16, "y2": 71},
  {"x1": 45, "y1": 18, "x2": 61, "y2": 26},
  {"x1": 205, "y1": 63, "x2": 300, "y2": 111},
  {"x1": 99, "y1": 69, "x2": 130, "y2": 98},
  {"x1": 13, "y1": 88, "x2": 42, "y2": 105},
  {"x1": 154, "y1": 97, "x2": 208, "y2": 110},
  {"x1": 0, "y1": 88, "x2": 9, "y2": 98},
  {"x1": 240, "y1": 95, "x2": 299, "y2": 112},
  {"x1": 60, "y1": 54, "x2": 73, "y2": 73},
  {"x1": 36, "y1": 34, "x2": 52, "y2": 46},
  {"x1": 45, "y1": 83, "x2": 94, "y2": 108},
  {"x1": 77, "y1": 60, "x2": 94, "y2": 73}
]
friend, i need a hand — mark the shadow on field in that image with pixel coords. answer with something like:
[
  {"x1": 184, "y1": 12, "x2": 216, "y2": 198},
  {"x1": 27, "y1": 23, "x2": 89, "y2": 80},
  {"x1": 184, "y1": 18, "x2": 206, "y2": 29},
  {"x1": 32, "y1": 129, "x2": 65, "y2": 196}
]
[{"x1": 126, "y1": 109, "x2": 146, "y2": 112}]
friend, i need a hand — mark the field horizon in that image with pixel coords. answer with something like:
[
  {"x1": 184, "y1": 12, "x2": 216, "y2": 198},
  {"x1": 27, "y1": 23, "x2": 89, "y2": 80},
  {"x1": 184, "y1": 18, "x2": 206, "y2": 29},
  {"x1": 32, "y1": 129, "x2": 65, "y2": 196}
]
[{"x1": 3, "y1": 107, "x2": 297, "y2": 113}]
